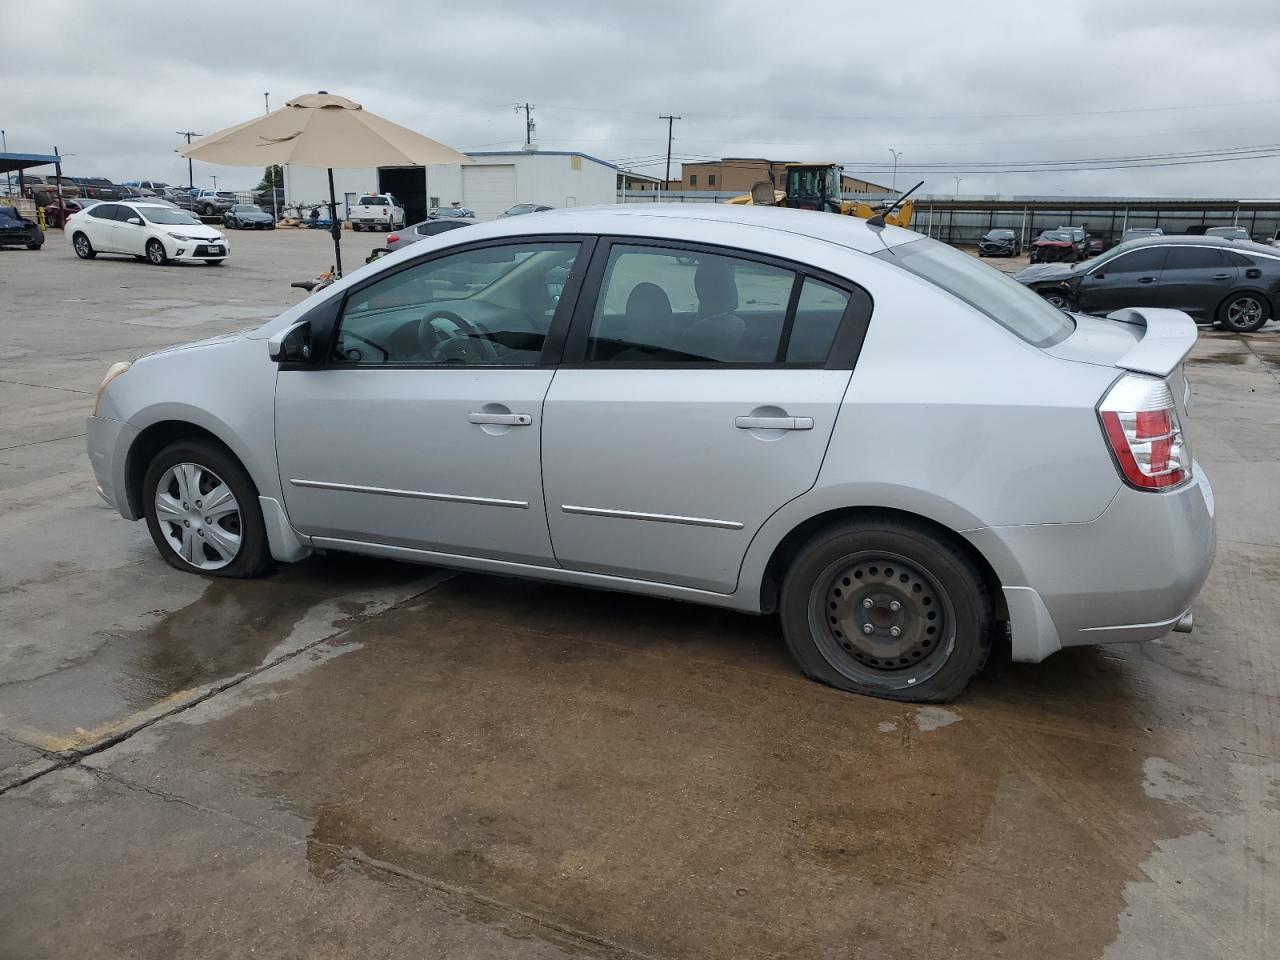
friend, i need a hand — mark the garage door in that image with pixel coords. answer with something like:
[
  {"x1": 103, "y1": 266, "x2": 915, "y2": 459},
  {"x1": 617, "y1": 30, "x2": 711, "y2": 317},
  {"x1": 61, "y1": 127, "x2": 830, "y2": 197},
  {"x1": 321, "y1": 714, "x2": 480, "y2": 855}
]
[{"x1": 462, "y1": 165, "x2": 516, "y2": 221}]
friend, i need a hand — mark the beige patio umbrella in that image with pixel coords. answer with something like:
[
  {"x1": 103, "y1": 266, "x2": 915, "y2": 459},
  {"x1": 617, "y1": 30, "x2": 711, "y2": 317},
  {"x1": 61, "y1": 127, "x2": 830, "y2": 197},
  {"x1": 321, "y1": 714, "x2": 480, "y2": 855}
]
[{"x1": 180, "y1": 91, "x2": 471, "y2": 275}]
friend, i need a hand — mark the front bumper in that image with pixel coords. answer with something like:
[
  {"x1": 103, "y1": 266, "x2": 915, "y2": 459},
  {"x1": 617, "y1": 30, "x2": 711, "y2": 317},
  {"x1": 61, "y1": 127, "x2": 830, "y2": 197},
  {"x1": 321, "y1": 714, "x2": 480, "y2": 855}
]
[
  {"x1": 967, "y1": 462, "x2": 1217, "y2": 662},
  {"x1": 87, "y1": 414, "x2": 139, "y2": 518},
  {"x1": 164, "y1": 237, "x2": 230, "y2": 261}
]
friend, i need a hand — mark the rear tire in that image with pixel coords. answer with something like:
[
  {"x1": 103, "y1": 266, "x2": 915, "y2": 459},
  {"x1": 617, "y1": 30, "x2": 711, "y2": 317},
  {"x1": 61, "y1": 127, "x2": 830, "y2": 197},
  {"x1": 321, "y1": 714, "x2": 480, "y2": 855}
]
[
  {"x1": 352, "y1": 223, "x2": 362, "y2": 232},
  {"x1": 27, "y1": 241, "x2": 42, "y2": 250},
  {"x1": 72, "y1": 231, "x2": 96, "y2": 259},
  {"x1": 142, "y1": 439, "x2": 271, "y2": 579},
  {"x1": 1218, "y1": 292, "x2": 1270, "y2": 333},
  {"x1": 779, "y1": 518, "x2": 992, "y2": 702}
]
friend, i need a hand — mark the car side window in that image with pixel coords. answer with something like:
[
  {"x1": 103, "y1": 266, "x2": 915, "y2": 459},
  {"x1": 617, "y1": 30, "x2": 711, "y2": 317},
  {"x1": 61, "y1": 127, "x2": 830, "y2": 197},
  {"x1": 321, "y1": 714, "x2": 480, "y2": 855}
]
[
  {"x1": 1106, "y1": 247, "x2": 1167, "y2": 273},
  {"x1": 1224, "y1": 251, "x2": 1256, "y2": 267},
  {"x1": 585, "y1": 246, "x2": 797, "y2": 363},
  {"x1": 1165, "y1": 247, "x2": 1225, "y2": 270},
  {"x1": 786, "y1": 278, "x2": 850, "y2": 364},
  {"x1": 331, "y1": 241, "x2": 582, "y2": 366},
  {"x1": 114, "y1": 205, "x2": 140, "y2": 222},
  {"x1": 89, "y1": 203, "x2": 118, "y2": 219}
]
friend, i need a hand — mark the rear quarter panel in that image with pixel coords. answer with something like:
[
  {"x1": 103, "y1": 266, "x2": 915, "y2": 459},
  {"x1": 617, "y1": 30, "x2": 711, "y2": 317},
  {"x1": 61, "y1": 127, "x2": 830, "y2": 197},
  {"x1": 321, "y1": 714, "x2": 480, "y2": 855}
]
[{"x1": 737, "y1": 264, "x2": 1123, "y2": 596}]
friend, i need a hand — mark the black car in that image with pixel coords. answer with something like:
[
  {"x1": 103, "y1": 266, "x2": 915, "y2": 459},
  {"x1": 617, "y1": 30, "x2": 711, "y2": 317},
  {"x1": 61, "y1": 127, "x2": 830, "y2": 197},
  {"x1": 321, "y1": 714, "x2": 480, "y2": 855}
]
[
  {"x1": 224, "y1": 204, "x2": 276, "y2": 229},
  {"x1": 1014, "y1": 235, "x2": 1279, "y2": 332},
  {"x1": 977, "y1": 228, "x2": 1020, "y2": 257},
  {"x1": 0, "y1": 206, "x2": 44, "y2": 250}
]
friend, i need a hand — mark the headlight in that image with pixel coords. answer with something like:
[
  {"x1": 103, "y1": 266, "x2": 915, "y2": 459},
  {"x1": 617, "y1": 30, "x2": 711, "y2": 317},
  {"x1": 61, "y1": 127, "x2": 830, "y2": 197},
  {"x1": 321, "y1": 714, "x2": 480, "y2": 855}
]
[
  {"x1": 167, "y1": 232, "x2": 193, "y2": 241},
  {"x1": 94, "y1": 362, "x2": 131, "y2": 416}
]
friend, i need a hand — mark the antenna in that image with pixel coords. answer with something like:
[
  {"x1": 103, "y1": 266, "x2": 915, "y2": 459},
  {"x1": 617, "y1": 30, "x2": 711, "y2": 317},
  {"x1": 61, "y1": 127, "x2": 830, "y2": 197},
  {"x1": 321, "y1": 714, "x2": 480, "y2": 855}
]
[{"x1": 867, "y1": 180, "x2": 924, "y2": 229}]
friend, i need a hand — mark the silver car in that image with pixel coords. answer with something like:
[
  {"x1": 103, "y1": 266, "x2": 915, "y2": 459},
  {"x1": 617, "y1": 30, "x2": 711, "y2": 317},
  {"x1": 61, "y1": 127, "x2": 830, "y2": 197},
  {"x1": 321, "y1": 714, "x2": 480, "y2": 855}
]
[{"x1": 86, "y1": 205, "x2": 1216, "y2": 702}]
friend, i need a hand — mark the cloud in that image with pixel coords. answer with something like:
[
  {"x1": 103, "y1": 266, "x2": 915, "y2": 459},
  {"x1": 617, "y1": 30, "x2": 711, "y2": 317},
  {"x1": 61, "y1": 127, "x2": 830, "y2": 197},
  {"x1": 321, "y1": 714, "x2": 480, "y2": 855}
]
[{"x1": 6, "y1": 0, "x2": 1278, "y2": 197}]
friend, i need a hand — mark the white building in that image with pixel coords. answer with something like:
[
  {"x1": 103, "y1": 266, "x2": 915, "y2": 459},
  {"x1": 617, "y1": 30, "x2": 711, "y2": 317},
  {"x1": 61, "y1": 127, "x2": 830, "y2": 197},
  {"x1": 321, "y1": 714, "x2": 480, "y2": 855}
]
[{"x1": 282, "y1": 148, "x2": 618, "y2": 224}]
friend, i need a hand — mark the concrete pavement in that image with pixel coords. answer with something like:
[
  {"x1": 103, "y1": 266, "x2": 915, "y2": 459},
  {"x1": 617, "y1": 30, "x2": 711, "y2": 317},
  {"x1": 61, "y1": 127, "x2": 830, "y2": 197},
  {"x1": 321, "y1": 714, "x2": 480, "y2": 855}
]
[{"x1": 1, "y1": 232, "x2": 1277, "y2": 959}]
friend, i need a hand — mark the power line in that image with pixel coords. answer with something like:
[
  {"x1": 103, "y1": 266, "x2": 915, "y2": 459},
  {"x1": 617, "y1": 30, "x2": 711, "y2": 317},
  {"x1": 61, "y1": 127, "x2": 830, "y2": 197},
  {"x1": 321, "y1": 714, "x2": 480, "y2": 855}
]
[{"x1": 538, "y1": 95, "x2": 1280, "y2": 123}]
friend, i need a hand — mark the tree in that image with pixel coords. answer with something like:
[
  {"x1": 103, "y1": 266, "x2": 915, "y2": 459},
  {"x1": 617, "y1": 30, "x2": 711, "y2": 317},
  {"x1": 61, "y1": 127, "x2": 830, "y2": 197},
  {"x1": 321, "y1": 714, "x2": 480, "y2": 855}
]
[{"x1": 255, "y1": 164, "x2": 283, "y2": 191}]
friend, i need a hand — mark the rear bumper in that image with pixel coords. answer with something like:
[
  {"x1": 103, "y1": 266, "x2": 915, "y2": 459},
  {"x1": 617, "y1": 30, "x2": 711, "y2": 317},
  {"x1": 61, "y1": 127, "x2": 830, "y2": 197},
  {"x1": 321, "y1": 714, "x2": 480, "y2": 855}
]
[{"x1": 968, "y1": 461, "x2": 1216, "y2": 661}]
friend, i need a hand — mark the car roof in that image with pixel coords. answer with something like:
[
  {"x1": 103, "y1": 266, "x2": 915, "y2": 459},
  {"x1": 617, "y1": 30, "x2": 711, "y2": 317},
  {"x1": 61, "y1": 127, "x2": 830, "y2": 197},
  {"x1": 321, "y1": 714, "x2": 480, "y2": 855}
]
[
  {"x1": 462, "y1": 203, "x2": 920, "y2": 253},
  {"x1": 1122, "y1": 233, "x2": 1280, "y2": 257}
]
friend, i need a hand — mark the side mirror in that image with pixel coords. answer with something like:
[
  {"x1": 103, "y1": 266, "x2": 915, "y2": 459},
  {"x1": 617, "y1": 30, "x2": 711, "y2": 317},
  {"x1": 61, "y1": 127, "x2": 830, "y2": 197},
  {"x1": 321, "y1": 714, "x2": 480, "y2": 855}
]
[
  {"x1": 268, "y1": 320, "x2": 313, "y2": 364},
  {"x1": 127, "y1": 217, "x2": 143, "y2": 225}
]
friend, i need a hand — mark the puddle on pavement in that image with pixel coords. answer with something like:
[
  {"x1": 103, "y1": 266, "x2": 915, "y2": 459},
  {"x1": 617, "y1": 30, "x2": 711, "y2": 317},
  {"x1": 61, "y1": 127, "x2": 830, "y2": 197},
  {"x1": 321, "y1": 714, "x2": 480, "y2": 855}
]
[
  {"x1": 115, "y1": 577, "x2": 1197, "y2": 960},
  {"x1": 0, "y1": 554, "x2": 425, "y2": 750}
]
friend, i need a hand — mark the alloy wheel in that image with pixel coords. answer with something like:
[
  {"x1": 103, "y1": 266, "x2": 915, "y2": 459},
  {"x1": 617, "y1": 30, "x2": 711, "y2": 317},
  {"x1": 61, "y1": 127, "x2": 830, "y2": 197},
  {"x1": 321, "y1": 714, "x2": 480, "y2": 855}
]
[
  {"x1": 1226, "y1": 296, "x2": 1264, "y2": 329},
  {"x1": 807, "y1": 550, "x2": 956, "y2": 688},
  {"x1": 147, "y1": 241, "x2": 165, "y2": 265},
  {"x1": 153, "y1": 462, "x2": 242, "y2": 570},
  {"x1": 74, "y1": 234, "x2": 90, "y2": 257}
]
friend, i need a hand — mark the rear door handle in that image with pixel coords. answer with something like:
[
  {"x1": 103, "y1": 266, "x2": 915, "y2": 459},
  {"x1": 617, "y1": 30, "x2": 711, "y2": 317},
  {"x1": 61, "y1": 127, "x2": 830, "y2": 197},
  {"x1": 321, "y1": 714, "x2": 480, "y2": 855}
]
[
  {"x1": 735, "y1": 416, "x2": 814, "y2": 431},
  {"x1": 468, "y1": 412, "x2": 532, "y2": 426},
  {"x1": 1212, "y1": 273, "x2": 1232, "y2": 280}
]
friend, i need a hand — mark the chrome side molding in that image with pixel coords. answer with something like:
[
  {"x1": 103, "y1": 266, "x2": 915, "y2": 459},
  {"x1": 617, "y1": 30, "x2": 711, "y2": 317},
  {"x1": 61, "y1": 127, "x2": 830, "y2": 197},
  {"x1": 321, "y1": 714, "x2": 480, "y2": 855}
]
[
  {"x1": 289, "y1": 478, "x2": 528, "y2": 509},
  {"x1": 561, "y1": 504, "x2": 744, "y2": 530}
]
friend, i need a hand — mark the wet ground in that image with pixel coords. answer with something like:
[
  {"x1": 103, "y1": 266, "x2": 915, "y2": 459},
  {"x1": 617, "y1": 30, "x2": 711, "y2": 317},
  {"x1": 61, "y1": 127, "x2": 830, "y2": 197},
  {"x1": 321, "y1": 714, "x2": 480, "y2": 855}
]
[{"x1": 2, "y1": 231, "x2": 1278, "y2": 959}]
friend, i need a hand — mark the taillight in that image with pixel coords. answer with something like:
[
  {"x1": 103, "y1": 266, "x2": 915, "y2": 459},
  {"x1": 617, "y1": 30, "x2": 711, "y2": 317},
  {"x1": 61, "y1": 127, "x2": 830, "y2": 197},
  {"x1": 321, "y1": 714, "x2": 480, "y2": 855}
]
[
  {"x1": 1098, "y1": 374, "x2": 1191, "y2": 490},
  {"x1": 387, "y1": 233, "x2": 399, "y2": 243}
]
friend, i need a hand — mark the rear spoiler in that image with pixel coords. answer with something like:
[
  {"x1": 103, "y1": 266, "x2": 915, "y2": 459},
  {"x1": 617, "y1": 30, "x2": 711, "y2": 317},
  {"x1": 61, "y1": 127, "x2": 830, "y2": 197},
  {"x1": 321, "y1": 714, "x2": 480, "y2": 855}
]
[{"x1": 1106, "y1": 307, "x2": 1198, "y2": 378}]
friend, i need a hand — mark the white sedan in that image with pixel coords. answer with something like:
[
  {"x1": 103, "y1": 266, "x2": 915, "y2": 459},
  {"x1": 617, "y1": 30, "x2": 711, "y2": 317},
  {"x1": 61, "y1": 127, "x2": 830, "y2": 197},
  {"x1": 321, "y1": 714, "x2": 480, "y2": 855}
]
[{"x1": 67, "y1": 201, "x2": 230, "y2": 265}]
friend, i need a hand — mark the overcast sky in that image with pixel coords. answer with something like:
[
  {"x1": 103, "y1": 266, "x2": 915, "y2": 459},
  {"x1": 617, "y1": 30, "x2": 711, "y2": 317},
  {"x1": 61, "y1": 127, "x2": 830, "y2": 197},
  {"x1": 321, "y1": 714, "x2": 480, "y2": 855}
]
[{"x1": 6, "y1": 0, "x2": 1280, "y2": 198}]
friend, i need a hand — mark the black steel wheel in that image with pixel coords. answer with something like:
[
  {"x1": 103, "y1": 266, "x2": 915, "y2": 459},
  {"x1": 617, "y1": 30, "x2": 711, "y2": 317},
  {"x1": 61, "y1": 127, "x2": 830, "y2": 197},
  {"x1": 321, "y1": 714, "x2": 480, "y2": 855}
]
[{"x1": 780, "y1": 518, "x2": 992, "y2": 702}]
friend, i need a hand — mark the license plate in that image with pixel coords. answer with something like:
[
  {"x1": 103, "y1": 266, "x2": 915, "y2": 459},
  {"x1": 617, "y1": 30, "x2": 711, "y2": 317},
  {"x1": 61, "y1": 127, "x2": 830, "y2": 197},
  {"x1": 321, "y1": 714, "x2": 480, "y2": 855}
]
[{"x1": 208, "y1": 245, "x2": 223, "y2": 255}]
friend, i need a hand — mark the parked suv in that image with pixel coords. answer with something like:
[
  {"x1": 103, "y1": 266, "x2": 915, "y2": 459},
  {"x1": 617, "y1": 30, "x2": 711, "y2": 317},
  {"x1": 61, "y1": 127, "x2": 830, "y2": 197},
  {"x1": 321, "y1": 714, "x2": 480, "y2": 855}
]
[
  {"x1": 191, "y1": 189, "x2": 235, "y2": 216},
  {"x1": 86, "y1": 205, "x2": 1215, "y2": 703},
  {"x1": 69, "y1": 177, "x2": 124, "y2": 200}
]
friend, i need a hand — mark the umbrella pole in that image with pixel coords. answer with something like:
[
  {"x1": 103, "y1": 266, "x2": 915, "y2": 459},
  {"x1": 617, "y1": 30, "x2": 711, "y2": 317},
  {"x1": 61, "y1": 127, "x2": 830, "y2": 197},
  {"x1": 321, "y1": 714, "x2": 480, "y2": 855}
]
[{"x1": 327, "y1": 167, "x2": 343, "y2": 277}]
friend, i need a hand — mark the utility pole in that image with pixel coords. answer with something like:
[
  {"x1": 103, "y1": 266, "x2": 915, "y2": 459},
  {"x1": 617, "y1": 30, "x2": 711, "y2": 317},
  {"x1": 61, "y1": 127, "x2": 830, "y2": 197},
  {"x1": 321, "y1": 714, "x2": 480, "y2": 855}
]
[
  {"x1": 514, "y1": 103, "x2": 535, "y2": 145},
  {"x1": 954, "y1": 176, "x2": 964, "y2": 196},
  {"x1": 2, "y1": 130, "x2": 10, "y2": 196},
  {"x1": 888, "y1": 148, "x2": 903, "y2": 192},
  {"x1": 659, "y1": 114, "x2": 681, "y2": 189},
  {"x1": 176, "y1": 131, "x2": 202, "y2": 189},
  {"x1": 264, "y1": 93, "x2": 278, "y2": 221}
]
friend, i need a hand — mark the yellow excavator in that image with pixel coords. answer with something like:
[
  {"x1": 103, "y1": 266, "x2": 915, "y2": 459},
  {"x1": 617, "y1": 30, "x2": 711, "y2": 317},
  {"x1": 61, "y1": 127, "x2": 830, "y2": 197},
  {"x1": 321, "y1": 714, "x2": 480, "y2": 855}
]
[{"x1": 728, "y1": 163, "x2": 920, "y2": 229}]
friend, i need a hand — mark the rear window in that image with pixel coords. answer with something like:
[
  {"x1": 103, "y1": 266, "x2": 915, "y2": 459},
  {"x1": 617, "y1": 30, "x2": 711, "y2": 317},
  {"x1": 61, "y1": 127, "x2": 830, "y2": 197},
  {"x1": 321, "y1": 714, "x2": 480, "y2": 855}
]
[
  {"x1": 876, "y1": 238, "x2": 1074, "y2": 348},
  {"x1": 358, "y1": 196, "x2": 390, "y2": 206}
]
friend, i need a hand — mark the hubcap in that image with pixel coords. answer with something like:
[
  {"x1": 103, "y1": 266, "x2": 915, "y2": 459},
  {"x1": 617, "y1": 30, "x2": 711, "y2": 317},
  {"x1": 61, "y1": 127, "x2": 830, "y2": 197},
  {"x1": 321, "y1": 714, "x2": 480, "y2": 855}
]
[
  {"x1": 1227, "y1": 297, "x2": 1263, "y2": 326},
  {"x1": 154, "y1": 463, "x2": 241, "y2": 570},
  {"x1": 807, "y1": 551, "x2": 956, "y2": 689}
]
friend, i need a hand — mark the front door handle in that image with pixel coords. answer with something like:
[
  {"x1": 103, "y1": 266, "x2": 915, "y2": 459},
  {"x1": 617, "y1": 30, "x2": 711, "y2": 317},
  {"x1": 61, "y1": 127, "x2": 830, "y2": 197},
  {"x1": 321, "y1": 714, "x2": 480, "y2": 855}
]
[
  {"x1": 468, "y1": 412, "x2": 531, "y2": 426},
  {"x1": 735, "y1": 416, "x2": 814, "y2": 431},
  {"x1": 1212, "y1": 273, "x2": 1232, "y2": 280},
  {"x1": 1137, "y1": 276, "x2": 1157, "y2": 284}
]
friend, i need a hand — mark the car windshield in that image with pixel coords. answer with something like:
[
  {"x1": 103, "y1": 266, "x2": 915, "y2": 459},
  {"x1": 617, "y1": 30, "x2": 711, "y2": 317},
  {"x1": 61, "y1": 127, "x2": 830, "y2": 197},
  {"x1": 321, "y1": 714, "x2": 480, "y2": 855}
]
[
  {"x1": 232, "y1": 205, "x2": 258, "y2": 212},
  {"x1": 986, "y1": 230, "x2": 1014, "y2": 238},
  {"x1": 1208, "y1": 227, "x2": 1247, "y2": 238},
  {"x1": 1039, "y1": 231, "x2": 1072, "y2": 241},
  {"x1": 876, "y1": 238, "x2": 1074, "y2": 347},
  {"x1": 140, "y1": 207, "x2": 201, "y2": 225}
]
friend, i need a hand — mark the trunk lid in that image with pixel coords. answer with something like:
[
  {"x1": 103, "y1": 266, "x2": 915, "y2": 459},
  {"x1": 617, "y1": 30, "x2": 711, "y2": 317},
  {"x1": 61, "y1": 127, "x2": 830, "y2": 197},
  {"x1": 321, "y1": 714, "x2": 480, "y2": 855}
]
[{"x1": 1045, "y1": 308, "x2": 1197, "y2": 377}]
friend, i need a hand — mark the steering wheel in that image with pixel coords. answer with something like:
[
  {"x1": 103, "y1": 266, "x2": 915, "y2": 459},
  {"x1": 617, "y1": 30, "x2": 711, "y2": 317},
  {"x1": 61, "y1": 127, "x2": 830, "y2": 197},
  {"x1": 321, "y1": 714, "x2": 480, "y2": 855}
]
[{"x1": 416, "y1": 309, "x2": 500, "y2": 363}]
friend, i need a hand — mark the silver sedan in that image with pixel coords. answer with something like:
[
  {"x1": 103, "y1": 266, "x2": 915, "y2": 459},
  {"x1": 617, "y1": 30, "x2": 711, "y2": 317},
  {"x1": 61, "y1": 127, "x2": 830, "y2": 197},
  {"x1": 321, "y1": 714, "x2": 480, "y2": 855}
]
[{"x1": 86, "y1": 204, "x2": 1215, "y2": 702}]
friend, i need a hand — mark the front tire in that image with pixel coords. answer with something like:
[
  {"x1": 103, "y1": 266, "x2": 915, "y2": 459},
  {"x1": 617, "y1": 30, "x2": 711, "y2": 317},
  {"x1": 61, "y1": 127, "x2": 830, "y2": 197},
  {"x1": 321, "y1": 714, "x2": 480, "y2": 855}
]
[
  {"x1": 27, "y1": 241, "x2": 42, "y2": 250},
  {"x1": 142, "y1": 439, "x2": 271, "y2": 578},
  {"x1": 72, "y1": 231, "x2": 96, "y2": 258},
  {"x1": 205, "y1": 259, "x2": 224, "y2": 266},
  {"x1": 1218, "y1": 292, "x2": 1270, "y2": 332},
  {"x1": 146, "y1": 239, "x2": 168, "y2": 266},
  {"x1": 779, "y1": 518, "x2": 992, "y2": 702}
]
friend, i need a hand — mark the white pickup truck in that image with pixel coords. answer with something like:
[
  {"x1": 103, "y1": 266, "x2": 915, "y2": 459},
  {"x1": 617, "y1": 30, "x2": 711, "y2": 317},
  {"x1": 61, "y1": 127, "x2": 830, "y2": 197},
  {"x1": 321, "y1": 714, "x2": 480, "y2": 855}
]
[{"x1": 349, "y1": 194, "x2": 406, "y2": 232}]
